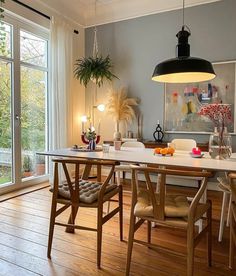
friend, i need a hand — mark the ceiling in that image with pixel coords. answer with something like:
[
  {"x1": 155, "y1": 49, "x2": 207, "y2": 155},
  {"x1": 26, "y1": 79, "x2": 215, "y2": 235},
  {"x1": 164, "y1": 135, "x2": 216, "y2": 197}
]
[{"x1": 24, "y1": 0, "x2": 221, "y2": 27}]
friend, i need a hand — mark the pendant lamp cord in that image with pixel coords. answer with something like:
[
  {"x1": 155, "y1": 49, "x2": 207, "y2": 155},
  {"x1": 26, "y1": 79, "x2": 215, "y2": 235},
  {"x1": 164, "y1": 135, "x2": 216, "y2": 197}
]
[
  {"x1": 92, "y1": 0, "x2": 98, "y2": 113},
  {"x1": 181, "y1": 0, "x2": 191, "y2": 34},
  {"x1": 93, "y1": 0, "x2": 98, "y2": 57}
]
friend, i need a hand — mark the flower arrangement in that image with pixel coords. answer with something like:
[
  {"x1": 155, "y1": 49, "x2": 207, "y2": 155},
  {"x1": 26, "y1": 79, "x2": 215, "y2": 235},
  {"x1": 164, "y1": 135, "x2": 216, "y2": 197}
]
[
  {"x1": 106, "y1": 87, "x2": 139, "y2": 139},
  {"x1": 199, "y1": 104, "x2": 232, "y2": 159},
  {"x1": 198, "y1": 104, "x2": 232, "y2": 129},
  {"x1": 85, "y1": 127, "x2": 96, "y2": 141}
]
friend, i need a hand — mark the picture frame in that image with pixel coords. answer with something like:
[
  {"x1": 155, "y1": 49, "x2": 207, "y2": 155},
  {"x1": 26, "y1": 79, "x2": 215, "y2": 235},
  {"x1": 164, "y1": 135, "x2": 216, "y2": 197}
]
[{"x1": 164, "y1": 60, "x2": 236, "y2": 134}]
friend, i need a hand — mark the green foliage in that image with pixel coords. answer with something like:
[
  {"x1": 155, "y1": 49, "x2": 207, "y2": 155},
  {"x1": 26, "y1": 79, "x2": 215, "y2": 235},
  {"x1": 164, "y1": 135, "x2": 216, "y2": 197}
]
[
  {"x1": 74, "y1": 55, "x2": 118, "y2": 87},
  {"x1": 85, "y1": 128, "x2": 96, "y2": 141},
  {"x1": 23, "y1": 156, "x2": 33, "y2": 172},
  {"x1": 0, "y1": 50, "x2": 46, "y2": 153}
]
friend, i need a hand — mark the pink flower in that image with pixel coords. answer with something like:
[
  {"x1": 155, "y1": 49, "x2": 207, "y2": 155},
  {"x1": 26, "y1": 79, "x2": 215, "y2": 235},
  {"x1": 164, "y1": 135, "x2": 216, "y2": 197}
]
[{"x1": 198, "y1": 104, "x2": 232, "y2": 128}]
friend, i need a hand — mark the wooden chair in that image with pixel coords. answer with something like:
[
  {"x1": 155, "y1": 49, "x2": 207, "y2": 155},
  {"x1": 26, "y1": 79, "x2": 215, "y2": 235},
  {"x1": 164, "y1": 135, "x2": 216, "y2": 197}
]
[
  {"x1": 217, "y1": 174, "x2": 232, "y2": 242},
  {"x1": 115, "y1": 141, "x2": 145, "y2": 185},
  {"x1": 171, "y1": 138, "x2": 197, "y2": 151},
  {"x1": 125, "y1": 167, "x2": 212, "y2": 276},
  {"x1": 47, "y1": 158, "x2": 123, "y2": 268},
  {"x1": 229, "y1": 173, "x2": 236, "y2": 269}
]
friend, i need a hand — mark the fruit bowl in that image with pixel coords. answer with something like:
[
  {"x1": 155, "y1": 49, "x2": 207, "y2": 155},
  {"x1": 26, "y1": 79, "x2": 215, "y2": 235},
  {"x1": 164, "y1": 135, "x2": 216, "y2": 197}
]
[{"x1": 154, "y1": 147, "x2": 175, "y2": 157}]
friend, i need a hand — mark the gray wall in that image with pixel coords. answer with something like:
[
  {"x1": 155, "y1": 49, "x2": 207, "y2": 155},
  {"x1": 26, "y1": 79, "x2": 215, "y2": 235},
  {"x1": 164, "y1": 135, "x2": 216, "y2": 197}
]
[{"x1": 85, "y1": 0, "x2": 236, "y2": 148}]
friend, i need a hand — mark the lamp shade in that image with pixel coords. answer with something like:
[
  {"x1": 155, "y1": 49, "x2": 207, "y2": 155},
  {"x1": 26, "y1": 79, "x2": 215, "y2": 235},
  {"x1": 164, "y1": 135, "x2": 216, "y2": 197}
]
[
  {"x1": 152, "y1": 56, "x2": 215, "y2": 83},
  {"x1": 152, "y1": 27, "x2": 216, "y2": 83}
]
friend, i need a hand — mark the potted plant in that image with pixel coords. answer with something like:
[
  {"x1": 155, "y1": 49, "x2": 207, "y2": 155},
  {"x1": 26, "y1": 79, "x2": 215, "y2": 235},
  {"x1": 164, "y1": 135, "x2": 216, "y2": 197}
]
[
  {"x1": 23, "y1": 155, "x2": 33, "y2": 177},
  {"x1": 36, "y1": 155, "x2": 45, "y2": 176},
  {"x1": 74, "y1": 55, "x2": 118, "y2": 87},
  {"x1": 106, "y1": 88, "x2": 139, "y2": 140}
]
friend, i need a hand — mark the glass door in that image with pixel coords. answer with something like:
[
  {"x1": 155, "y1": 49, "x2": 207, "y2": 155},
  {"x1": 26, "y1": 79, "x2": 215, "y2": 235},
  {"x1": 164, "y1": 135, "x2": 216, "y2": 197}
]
[
  {"x1": 0, "y1": 22, "x2": 13, "y2": 186},
  {"x1": 0, "y1": 14, "x2": 49, "y2": 192},
  {"x1": 20, "y1": 30, "x2": 48, "y2": 180}
]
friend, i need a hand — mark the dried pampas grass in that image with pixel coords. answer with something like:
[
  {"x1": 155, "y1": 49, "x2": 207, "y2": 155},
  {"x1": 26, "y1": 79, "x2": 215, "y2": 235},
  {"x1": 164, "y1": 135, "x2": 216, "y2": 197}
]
[{"x1": 106, "y1": 88, "x2": 139, "y2": 126}]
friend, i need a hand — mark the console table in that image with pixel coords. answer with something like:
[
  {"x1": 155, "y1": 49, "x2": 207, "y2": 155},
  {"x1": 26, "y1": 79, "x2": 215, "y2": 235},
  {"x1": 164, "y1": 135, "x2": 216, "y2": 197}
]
[{"x1": 103, "y1": 140, "x2": 209, "y2": 151}]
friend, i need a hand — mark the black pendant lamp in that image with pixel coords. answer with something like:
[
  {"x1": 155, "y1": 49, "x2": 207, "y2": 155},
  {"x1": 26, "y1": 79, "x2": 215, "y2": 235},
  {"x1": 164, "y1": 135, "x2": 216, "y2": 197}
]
[{"x1": 152, "y1": 0, "x2": 216, "y2": 83}]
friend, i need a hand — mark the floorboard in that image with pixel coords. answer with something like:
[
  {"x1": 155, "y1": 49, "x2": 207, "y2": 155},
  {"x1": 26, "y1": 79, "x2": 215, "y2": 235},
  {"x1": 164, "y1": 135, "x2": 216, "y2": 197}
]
[{"x1": 0, "y1": 182, "x2": 235, "y2": 275}]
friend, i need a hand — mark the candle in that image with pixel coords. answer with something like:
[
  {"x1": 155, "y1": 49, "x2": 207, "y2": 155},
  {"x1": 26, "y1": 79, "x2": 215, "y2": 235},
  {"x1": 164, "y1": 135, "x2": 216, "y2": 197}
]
[
  {"x1": 82, "y1": 122, "x2": 84, "y2": 133},
  {"x1": 81, "y1": 115, "x2": 87, "y2": 134},
  {"x1": 192, "y1": 147, "x2": 201, "y2": 155}
]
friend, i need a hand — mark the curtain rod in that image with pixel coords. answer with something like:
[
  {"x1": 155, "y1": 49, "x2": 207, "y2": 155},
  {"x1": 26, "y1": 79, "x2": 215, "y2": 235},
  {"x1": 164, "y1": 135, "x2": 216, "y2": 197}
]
[
  {"x1": 11, "y1": 0, "x2": 79, "y2": 34},
  {"x1": 12, "y1": 0, "x2": 50, "y2": 20}
]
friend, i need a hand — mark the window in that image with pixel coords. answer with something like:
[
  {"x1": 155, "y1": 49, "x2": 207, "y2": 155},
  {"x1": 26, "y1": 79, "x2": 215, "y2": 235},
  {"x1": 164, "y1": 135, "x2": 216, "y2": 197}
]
[{"x1": 0, "y1": 13, "x2": 49, "y2": 190}]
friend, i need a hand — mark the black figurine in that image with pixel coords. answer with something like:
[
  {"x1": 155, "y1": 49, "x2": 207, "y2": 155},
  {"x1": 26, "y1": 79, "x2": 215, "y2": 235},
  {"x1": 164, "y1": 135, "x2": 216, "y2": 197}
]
[{"x1": 153, "y1": 122, "x2": 164, "y2": 142}]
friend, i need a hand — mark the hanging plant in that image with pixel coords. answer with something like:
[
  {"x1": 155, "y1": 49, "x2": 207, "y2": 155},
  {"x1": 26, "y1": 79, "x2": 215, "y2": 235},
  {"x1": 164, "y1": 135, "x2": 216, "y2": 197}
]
[{"x1": 74, "y1": 55, "x2": 118, "y2": 88}]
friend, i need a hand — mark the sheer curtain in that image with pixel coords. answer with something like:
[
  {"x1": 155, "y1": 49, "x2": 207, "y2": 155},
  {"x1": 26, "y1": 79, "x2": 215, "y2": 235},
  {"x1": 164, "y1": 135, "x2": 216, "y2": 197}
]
[{"x1": 49, "y1": 16, "x2": 74, "y2": 181}]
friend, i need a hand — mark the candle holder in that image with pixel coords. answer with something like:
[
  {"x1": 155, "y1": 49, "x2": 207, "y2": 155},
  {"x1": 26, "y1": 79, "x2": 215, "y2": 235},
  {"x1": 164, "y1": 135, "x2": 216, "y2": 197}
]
[{"x1": 153, "y1": 122, "x2": 164, "y2": 142}]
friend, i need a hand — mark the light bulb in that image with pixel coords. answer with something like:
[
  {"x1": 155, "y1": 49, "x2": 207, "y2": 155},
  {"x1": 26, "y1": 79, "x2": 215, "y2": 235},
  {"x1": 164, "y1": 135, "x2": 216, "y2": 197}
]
[
  {"x1": 97, "y1": 104, "x2": 105, "y2": 112},
  {"x1": 81, "y1": 115, "x2": 87, "y2": 122}
]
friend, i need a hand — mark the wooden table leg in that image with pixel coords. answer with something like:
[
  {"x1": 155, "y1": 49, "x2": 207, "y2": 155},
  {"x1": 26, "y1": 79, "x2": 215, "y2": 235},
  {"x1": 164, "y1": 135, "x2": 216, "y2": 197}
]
[
  {"x1": 82, "y1": 164, "x2": 92, "y2": 180},
  {"x1": 97, "y1": 164, "x2": 102, "y2": 182}
]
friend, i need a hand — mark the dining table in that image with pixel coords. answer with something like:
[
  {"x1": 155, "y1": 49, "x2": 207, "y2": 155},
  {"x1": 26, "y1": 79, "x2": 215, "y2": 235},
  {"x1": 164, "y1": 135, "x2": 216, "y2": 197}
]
[{"x1": 38, "y1": 146, "x2": 236, "y2": 175}]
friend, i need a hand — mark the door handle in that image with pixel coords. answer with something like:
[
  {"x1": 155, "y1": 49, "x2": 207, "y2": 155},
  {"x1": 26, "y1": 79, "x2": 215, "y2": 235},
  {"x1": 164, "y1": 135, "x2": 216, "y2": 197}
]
[{"x1": 15, "y1": 115, "x2": 22, "y2": 125}]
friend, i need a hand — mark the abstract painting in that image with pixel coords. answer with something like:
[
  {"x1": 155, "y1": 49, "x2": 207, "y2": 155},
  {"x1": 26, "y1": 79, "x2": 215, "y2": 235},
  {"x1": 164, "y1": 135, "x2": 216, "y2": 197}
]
[{"x1": 164, "y1": 61, "x2": 236, "y2": 133}]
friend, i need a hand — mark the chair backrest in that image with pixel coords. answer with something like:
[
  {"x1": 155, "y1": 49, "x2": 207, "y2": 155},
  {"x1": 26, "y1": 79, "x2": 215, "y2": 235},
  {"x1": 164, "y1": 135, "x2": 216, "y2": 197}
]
[
  {"x1": 171, "y1": 139, "x2": 197, "y2": 151},
  {"x1": 131, "y1": 166, "x2": 211, "y2": 221},
  {"x1": 121, "y1": 141, "x2": 145, "y2": 148},
  {"x1": 229, "y1": 173, "x2": 236, "y2": 204},
  {"x1": 52, "y1": 159, "x2": 119, "y2": 204}
]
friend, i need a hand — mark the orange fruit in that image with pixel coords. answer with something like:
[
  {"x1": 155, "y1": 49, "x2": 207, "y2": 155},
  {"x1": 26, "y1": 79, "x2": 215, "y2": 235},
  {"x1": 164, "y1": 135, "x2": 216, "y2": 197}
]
[
  {"x1": 154, "y1": 147, "x2": 162, "y2": 154},
  {"x1": 160, "y1": 148, "x2": 168, "y2": 156},
  {"x1": 167, "y1": 147, "x2": 175, "y2": 155}
]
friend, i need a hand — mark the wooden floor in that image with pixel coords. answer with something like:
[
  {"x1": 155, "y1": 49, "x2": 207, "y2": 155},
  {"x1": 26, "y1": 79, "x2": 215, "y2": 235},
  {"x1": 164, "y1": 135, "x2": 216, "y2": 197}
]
[{"x1": 0, "y1": 183, "x2": 235, "y2": 276}]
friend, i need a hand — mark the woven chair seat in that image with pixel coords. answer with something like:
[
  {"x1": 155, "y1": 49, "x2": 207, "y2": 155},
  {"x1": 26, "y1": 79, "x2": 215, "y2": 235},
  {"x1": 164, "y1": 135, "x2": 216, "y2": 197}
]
[
  {"x1": 51, "y1": 180, "x2": 117, "y2": 204},
  {"x1": 134, "y1": 190, "x2": 210, "y2": 226}
]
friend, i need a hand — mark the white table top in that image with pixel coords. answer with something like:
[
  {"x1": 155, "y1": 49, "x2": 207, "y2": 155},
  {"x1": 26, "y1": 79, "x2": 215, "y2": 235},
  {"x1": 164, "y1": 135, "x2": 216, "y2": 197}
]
[{"x1": 38, "y1": 147, "x2": 236, "y2": 173}]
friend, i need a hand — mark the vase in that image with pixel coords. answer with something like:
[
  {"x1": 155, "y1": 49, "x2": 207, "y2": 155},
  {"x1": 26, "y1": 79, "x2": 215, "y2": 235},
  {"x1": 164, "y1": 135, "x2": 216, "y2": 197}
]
[
  {"x1": 88, "y1": 139, "x2": 96, "y2": 150},
  {"x1": 113, "y1": 121, "x2": 121, "y2": 141},
  {"x1": 209, "y1": 127, "x2": 232, "y2": 160}
]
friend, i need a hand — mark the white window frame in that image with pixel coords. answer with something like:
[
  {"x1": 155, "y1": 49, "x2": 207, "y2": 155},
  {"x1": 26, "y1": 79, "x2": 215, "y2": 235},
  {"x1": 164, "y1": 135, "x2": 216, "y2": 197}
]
[{"x1": 0, "y1": 12, "x2": 50, "y2": 194}]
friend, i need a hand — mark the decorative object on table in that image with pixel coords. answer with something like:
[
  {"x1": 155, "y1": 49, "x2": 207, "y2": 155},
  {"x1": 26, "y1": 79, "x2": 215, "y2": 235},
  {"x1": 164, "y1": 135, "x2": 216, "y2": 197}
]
[
  {"x1": 102, "y1": 144, "x2": 110, "y2": 153},
  {"x1": 152, "y1": 0, "x2": 215, "y2": 84},
  {"x1": 71, "y1": 144, "x2": 102, "y2": 152},
  {"x1": 191, "y1": 147, "x2": 204, "y2": 158},
  {"x1": 192, "y1": 147, "x2": 201, "y2": 155},
  {"x1": 106, "y1": 87, "x2": 139, "y2": 141},
  {"x1": 154, "y1": 147, "x2": 175, "y2": 157},
  {"x1": 153, "y1": 120, "x2": 164, "y2": 142},
  {"x1": 164, "y1": 61, "x2": 236, "y2": 133},
  {"x1": 199, "y1": 104, "x2": 232, "y2": 160},
  {"x1": 114, "y1": 140, "x2": 122, "y2": 151},
  {"x1": 81, "y1": 127, "x2": 101, "y2": 150}
]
